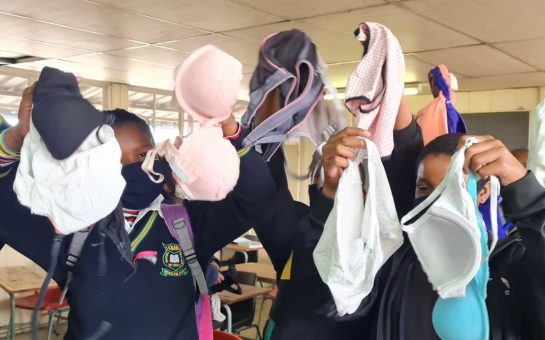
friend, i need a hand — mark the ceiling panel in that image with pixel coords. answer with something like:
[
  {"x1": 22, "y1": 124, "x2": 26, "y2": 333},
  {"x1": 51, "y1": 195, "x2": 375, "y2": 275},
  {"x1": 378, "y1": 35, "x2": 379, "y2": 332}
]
[
  {"x1": 225, "y1": 21, "x2": 362, "y2": 63},
  {"x1": 403, "y1": 55, "x2": 436, "y2": 83},
  {"x1": 403, "y1": 0, "x2": 545, "y2": 43},
  {"x1": 107, "y1": 46, "x2": 191, "y2": 67},
  {"x1": 458, "y1": 72, "x2": 545, "y2": 92},
  {"x1": 66, "y1": 53, "x2": 174, "y2": 73},
  {"x1": 0, "y1": 14, "x2": 141, "y2": 52},
  {"x1": 93, "y1": 0, "x2": 284, "y2": 32},
  {"x1": 0, "y1": 51, "x2": 24, "y2": 59},
  {"x1": 7, "y1": 58, "x2": 176, "y2": 90},
  {"x1": 159, "y1": 34, "x2": 260, "y2": 65},
  {"x1": 303, "y1": 4, "x2": 478, "y2": 53},
  {"x1": 0, "y1": 1, "x2": 205, "y2": 44},
  {"x1": 494, "y1": 38, "x2": 545, "y2": 71},
  {"x1": 230, "y1": 0, "x2": 385, "y2": 20},
  {"x1": 0, "y1": 35, "x2": 85, "y2": 58},
  {"x1": 327, "y1": 55, "x2": 436, "y2": 88},
  {"x1": 7, "y1": 59, "x2": 130, "y2": 83},
  {"x1": 413, "y1": 45, "x2": 535, "y2": 78}
]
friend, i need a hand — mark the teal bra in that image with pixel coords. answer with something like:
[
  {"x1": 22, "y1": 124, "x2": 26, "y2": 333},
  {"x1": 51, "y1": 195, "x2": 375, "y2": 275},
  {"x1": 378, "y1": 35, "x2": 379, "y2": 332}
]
[{"x1": 431, "y1": 172, "x2": 490, "y2": 340}]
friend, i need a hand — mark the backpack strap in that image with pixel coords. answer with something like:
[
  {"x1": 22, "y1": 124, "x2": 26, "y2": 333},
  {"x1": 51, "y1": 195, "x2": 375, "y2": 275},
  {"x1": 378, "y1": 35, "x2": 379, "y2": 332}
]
[
  {"x1": 161, "y1": 204, "x2": 213, "y2": 340},
  {"x1": 60, "y1": 227, "x2": 91, "y2": 304},
  {"x1": 160, "y1": 204, "x2": 208, "y2": 296}
]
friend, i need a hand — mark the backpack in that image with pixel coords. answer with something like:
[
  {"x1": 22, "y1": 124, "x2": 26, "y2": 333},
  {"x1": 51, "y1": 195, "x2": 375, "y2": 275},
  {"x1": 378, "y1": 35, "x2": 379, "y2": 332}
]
[{"x1": 62, "y1": 203, "x2": 213, "y2": 340}]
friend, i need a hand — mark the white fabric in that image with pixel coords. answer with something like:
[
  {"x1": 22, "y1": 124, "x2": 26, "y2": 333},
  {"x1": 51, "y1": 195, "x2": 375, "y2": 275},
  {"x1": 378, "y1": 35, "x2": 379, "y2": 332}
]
[
  {"x1": 210, "y1": 294, "x2": 226, "y2": 323},
  {"x1": 14, "y1": 121, "x2": 125, "y2": 235},
  {"x1": 401, "y1": 139, "x2": 500, "y2": 298},
  {"x1": 126, "y1": 194, "x2": 164, "y2": 234},
  {"x1": 313, "y1": 139, "x2": 403, "y2": 316},
  {"x1": 528, "y1": 98, "x2": 545, "y2": 187}
]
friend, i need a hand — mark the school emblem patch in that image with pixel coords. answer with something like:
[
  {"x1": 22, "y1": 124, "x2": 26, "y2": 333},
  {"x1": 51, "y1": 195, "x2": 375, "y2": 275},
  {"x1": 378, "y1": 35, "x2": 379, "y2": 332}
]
[{"x1": 160, "y1": 243, "x2": 188, "y2": 277}]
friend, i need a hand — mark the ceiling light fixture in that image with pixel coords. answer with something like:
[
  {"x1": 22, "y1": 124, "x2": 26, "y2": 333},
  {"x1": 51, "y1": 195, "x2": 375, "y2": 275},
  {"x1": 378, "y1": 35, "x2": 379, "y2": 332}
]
[
  {"x1": 324, "y1": 92, "x2": 345, "y2": 100},
  {"x1": 404, "y1": 87, "x2": 419, "y2": 96}
]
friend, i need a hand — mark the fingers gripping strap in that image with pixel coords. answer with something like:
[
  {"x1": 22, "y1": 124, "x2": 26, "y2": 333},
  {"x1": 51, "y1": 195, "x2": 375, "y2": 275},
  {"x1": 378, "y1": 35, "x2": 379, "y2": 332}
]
[{"x1": 172, "y1": 218, "x2": 209, "y2": 295}]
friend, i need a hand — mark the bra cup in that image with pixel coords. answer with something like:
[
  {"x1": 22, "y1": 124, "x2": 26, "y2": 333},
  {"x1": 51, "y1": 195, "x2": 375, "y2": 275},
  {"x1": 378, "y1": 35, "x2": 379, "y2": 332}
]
[
  {"x1": 174, "y1": 126, "x2": 240, "y2": 201},
  {"x1": 406, "y1": 209, "x2": 481, "y2": 295},
  {"x1": 402, "y1": 140, "x2": 483, "y2": 298},
  {"x1": 174, "y1": 45, "x2": 242, "y2": 126},
  {"x1": 432, "y1": 280, "x2": 487, "y2": 340}
]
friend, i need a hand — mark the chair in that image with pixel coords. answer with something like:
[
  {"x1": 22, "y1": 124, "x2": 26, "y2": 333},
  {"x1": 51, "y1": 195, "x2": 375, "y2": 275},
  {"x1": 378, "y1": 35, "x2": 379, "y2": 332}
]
[
  {"x1": 226, "y1": 271, "x2": 262, "y2": 340},
  {"x1": 15, "y1": 287, "x2": 70, "y2": 340},
  {"x1": 214, "y1": 330, "x2": 241, "y2": 340}
]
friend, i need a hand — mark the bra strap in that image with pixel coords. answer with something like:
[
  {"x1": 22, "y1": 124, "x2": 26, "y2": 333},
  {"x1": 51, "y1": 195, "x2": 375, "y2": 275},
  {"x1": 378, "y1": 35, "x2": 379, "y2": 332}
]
[{"x1": 401, "y1": 138, "x2": 477, "y2": 229}]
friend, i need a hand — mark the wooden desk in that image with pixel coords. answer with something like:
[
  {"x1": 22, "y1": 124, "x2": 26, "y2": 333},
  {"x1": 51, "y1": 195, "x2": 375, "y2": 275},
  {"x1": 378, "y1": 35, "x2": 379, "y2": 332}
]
[
  {"x1": 223, "y1": 243, "x2": 263, "y2": 263},
  {"x1": 218, "y1": 284, "x2": 271, "y2": 333},
  {"x1": 0, "y1": 265, "x2": 56, "y2": 340},
  {"x1": 221, "y1": 263, "x2": 277, "y2": 284},
  {"x1": 225, "y1": 243, "x2": 262, "y2": 253}
]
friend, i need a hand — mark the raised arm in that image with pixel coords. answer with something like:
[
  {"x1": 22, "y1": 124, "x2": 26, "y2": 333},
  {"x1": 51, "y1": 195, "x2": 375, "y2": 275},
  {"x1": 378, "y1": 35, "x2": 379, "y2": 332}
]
[{"x1": 463, "y1": 135, "x2": 545, "y2": 338}]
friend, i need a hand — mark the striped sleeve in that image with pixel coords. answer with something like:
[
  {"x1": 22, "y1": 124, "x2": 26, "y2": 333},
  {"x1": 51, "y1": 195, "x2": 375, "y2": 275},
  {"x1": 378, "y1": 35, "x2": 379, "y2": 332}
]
[{"x1": 0, "y1": 130, "x2": 20, "y2": 172}]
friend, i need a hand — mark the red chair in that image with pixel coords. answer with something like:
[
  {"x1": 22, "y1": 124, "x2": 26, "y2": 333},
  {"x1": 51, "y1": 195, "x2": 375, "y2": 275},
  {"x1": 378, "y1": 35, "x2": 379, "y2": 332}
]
[
  {"x1": 214, "y1": 330, "x2": 242, "y2": 340},
  {"x1": 15, "y1": 287, "x2": 69, "y2": 340}
]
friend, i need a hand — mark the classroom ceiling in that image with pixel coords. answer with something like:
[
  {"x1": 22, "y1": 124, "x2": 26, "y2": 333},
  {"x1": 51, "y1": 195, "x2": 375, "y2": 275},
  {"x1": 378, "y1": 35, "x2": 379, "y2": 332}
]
[{"x1": 1, "y1": 0, "x2": 545, "y2": 99}]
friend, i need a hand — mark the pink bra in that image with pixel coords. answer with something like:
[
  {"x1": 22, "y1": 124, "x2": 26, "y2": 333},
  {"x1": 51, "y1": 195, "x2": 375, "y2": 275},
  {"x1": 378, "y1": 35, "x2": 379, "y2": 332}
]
[{"x1": 143, "y1": 45, "x2": 242, "y2": 201}]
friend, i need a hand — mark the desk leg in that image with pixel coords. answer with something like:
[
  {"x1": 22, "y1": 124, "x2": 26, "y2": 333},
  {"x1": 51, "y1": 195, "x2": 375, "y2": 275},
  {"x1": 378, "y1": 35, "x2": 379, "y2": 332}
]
[
  {"x1": 8, "y1": 293, "x2": 15, "y2": 340},
  {"x1": 222, "y1": 304, "x2": 233, "y2": 333}
]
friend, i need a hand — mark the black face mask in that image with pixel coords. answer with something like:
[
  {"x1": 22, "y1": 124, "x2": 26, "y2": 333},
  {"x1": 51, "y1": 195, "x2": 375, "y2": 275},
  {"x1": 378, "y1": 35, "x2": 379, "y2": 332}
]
[{"x1": 120, "y1": 160, "x2": 168, "y2": 210}]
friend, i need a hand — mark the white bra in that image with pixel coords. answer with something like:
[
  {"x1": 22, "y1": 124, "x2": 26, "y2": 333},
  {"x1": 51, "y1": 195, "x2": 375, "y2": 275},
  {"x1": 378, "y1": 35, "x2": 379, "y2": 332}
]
[
  {"x1": 401, "y1": 138, "x2": 500, "y2": 298},
  {"x1": 313, "y1": 138, "x2": 404, "y2": 316}
]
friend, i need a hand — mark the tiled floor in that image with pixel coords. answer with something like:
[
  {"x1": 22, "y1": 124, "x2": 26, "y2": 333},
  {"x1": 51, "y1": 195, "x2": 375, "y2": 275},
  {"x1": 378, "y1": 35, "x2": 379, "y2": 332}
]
[{"x1": 15, "y1": 323, "x2": 67, "y2": 340}]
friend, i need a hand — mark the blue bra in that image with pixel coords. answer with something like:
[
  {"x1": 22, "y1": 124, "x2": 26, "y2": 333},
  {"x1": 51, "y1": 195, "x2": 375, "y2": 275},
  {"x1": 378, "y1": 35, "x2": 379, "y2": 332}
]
[{"x1": 431, "y1": 172, "x2": 490, "y2": 340}]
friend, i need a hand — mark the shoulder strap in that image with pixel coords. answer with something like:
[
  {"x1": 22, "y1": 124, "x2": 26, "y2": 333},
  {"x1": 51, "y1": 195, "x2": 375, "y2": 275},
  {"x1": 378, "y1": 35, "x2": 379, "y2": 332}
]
[
  {"x1": 60, "y1": 227, "x2": 92, "y2": 303},
  {"x1": 160, "y1": 204, "x2": 208, "y2": 296},
  {"x1": 401, "y1": 138, "x2": 476, "y2": 229}
]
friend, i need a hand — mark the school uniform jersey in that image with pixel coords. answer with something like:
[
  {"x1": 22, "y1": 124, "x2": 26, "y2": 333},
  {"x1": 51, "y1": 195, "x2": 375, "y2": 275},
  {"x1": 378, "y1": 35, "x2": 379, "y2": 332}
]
[{"x1": 0, "y1": 132, "x2": 276, "y2": 339}]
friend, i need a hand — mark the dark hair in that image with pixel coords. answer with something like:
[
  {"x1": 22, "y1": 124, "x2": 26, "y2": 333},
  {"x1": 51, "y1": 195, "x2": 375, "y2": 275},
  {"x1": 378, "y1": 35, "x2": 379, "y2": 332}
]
[
  {"x1": 105, "y1": 109, "x2": 154, "y2": 145},
  {"x1": 416, "y1": 133, "x2": 464, "y2": 166}
]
